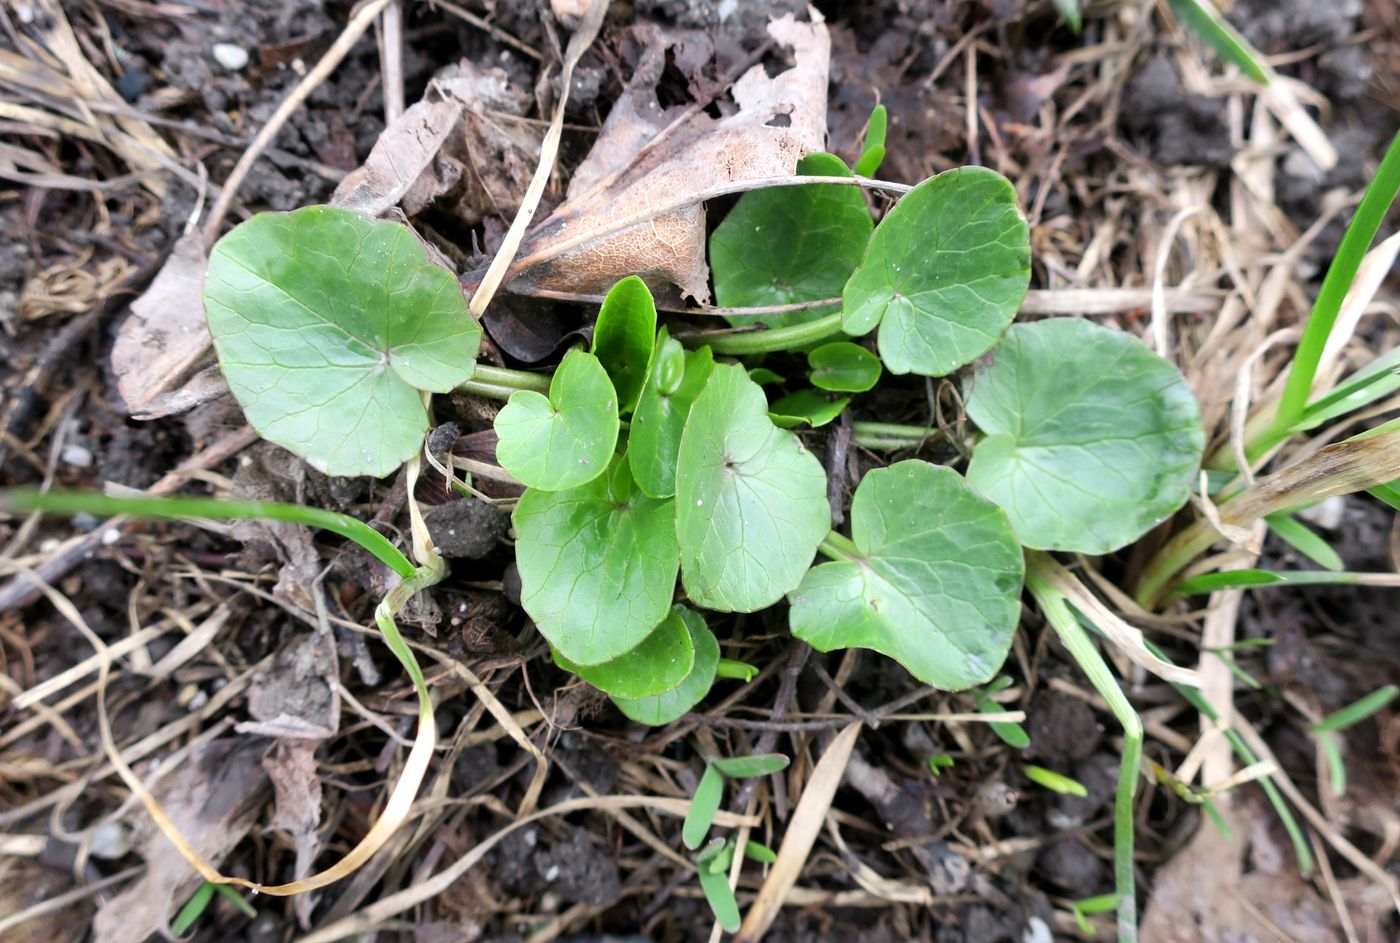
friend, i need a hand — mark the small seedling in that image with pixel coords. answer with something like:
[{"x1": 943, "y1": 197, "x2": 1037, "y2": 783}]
[
  {"x1": 1309, "y1": 685, "x2": 1398, "y2": 797},
  {"x1": 927, "y1": 754, "x2": 956, "y2": 777},
  {"x1": 1069, "y1": 894, "x2": 1118, "y2": 935},
  {"x1": 170, "y1": 880, "x2": 258, "y2": 935},
  {"x1": 973, "y1": 677, "x2": 1030, "y2": 750},
  {"x1": 1024, "y1": 765, "x2": 1088, "y2": 798}
]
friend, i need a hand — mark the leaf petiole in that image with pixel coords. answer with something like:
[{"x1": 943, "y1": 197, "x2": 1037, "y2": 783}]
[
  {"x1": 679, "y1": 313, "x2": 846, "y2": 356},
  {"x1": 817, "y1": 530, "x2": 863, "y2": 563}
]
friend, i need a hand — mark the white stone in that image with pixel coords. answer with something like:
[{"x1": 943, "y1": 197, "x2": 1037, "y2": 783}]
[{"x1": 213, "y1": 43, "x2": 249, "y2": 71}]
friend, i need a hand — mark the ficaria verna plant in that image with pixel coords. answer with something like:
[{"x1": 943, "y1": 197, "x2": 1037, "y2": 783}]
[{"x1": 12, "y1": 137, "x2": 1237, "y2": 939}]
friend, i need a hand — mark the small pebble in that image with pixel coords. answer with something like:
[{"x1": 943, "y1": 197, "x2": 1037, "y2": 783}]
[
  {"x1": 61, "y1": 443, "x2": 92, "y2": 468},
  {"x1": 89, "y1": 822, "x2": 130, "y2": 860},
  {"x1": 212, "y1": 43, "x2": 250, "y2": 71}
]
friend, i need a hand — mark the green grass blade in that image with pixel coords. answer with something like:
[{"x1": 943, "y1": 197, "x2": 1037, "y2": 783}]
[
  {"x1": 212, "y1": 883, "x2": 257, "y2": 918},
  {"x1": 1170, "y1": 568, "x2": 1400, "y2": 596},
  {"x1": 1264, "y1": 513, "x2": 1344, "y2": 571},
  {"x1": 1167, "y1": 0, "x2": 1272, "y2": 84},
  {"x1": 1273, "y1": 129, "x2": 1400, "y2": 432},
  {"x1": 1051, "y1": 0, "x2": 1082, "y2": 33},
  {"x1": 1, "y1": 489, "x2": 415, "y2": 578},
  {"x1": 1143, "y1": 639, "x2": 1315, "y2": 875},
  {"x1": 683, "y1": 764, "x2": 724, "y2": 849},
  {"x1": 1310, "y1": 684, "x2": 1399, "y2": 733},
  {"x1": 1318, "y1": 733, "x2": 1348, "y2": 797},
  {"x1": 171, "y1": 882, "x2": 216, "y2": 936}
]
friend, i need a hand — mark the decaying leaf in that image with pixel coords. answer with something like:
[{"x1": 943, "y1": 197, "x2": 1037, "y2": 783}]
[
  {"x1": 505, "y1": 11, "x2": 832, "y2": 304},
  {"x1": 264, "y1": 739, "x2": 325, "y2": 928},
  {"x1": 1141, "y1": 800, "x2": 1349, "y2": 943},
  {"x1": 110, "y1": 233, "x2": 228, "y2": 419},
  {"x1": 113, "y1": 59, "x2": 531, "y2": 424},
  {"x1": 238, "y1": 633, "x2": 341, "y2": 740},
  {"x1": 333, "y1": 60, "x2": 540, "y2": 224},
  {"x1": 91, "y1": 738, "x2": 271, "y2": 943}
]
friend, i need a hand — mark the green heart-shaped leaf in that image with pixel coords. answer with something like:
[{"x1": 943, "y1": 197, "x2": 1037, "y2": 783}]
[
  {"x1": 808, "y1": 341, "x2": 882, "y2": 392},
  {"x1": 842, "y1": 166, "x2": 1030, "y2": 376},
  {"x1": 514, "y1": 455, "x2": 678, "y2": 665},
  {"x1": 628, "y1": 332, "x2": 715, "y2": 499},
  {"x1": 790, "y1": 461, "x2": 1024, "y2": 690},
  {"x1": 591, "y1": 276, "x2": 657, "y2": 414},
  {"x1": 203, "y1": 205, "x2": 481, "y2": 477},
  {"x1": 676, "y1": 364, "x2": 830, "y2": 611},
  {"x1": 710, "y1": 153, "x2": 873, "y2": 328},
  {"x1": 963, "y1": 318, "x2": 1205, "y2": 553},
  {"x1": 611, "y1": 606, "x2": 718, "y2": 726},
  {"x1": 495, "y1": 348, "x2": 619, "y2": 491},
  {"x1": 552, "y1": 605, "x2": 694, "y2": 698},
  {"x1": 769, "y1": 389, "x2": 851, "y2": 428}
]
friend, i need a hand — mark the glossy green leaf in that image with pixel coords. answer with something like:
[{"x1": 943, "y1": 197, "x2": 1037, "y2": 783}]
[
  {"x1": 746, "y1": 367, "x2": 786, "y2": 386},
  {"x1": 592, "y1": 275, "x2": 657, "y2": 414},
  {"x1": 684, "y1": 764, "x2": 724, "y2": 849},
  {"x1": 854, "y1": 104, "x2": 887, "y2": 177},
  {"x1": 769, "y1": 389, "x2": 850, "y2": 428},
  {"x1": 676, "y1": 364, "x2": 830, "y2": 612},
  {"x1": 552, "y1": 605, "x2": 694, "y2": 698},
  {"x1": 514, "y1": 455, "x2": 677, "y2": 666},
  {"x1": 964, "y1": 318, "x2": 1205, "y2": 554},
  {"x1": 612, "y1": 607, "x2": 719, "y2": 725},
  {"x1": 710, "y1": 153, "x2": 872, "y2": 328},
  {"x1": 495, "y1": 348, "x2": 619, "y2": 492},
  {"x1": 790, "y1": 461, "x2": 1024, "y2": 689},
  {"x1": 698, "y1": 864, "x2": 741, "y2": 932},
  {"x1": 629, "y1": 335, "x2": 715, "y2": 500},
  {"x1": 204, "y1": 205, "x2": 481, "y2": 478},
  {"x1": 808, "y1": 341, "x2": 882, "y2": 392},
  {"x1": 711, "y1": 753, "x2": 790, "y2": 778},
  {"x1": 842, "y1": 167, "x2": 1030, "y2": 377}
]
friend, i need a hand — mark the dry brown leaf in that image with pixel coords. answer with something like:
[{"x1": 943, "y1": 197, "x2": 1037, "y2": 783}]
[
  {"x1": 333, "y1": 61, "x2": 540, "y2": 224},
  {"x1": 238, "y1": 633, "x2": 341, "y2": 740},
  {"x1": 91, "y1": 738, "x2": 271, "y2": 943},
  {"x1": 264, "y1": 739, "x2": 326, "y2": 927},
  {"x1": 506, "y1": 10, "x2": 832, "y2": 304},
  {"x1": 109, "y1": 233, "x2": 228, "y2": 419},
  {"x1": 1141, "y1": 799, "x2": 1346, "y2": 943}
]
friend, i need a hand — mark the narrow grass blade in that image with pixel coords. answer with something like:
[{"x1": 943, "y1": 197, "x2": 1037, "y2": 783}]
[
  {"x1": 974, "y1": 683, "x2": 1030, "y2": 749},
  {"x1": 1171, "y1": 568, "x2": 1400, "y2": 596},
  {"x1": 171, "y1": 882, "x2": 216, "y2": 936},
  {"x1": 1273, "y1": 130, "x2": 1400, "y2": 432},
  {"x1": 1167, "y1": 0, "x2": 1271, "y2": 84},
  {"x1": 1318, "y1": 733, "x2": 1348, "y2": 797},
  {"x1": 1143, "y1": 639, "x2": 1315, "y2": 875},
  {"x1": 1264, "y1": 513, "x2": 1344, "y2": 571},
  {"x1": 1311, "y1": 685, "x2": 1399, "y2": 733},
  {"x1": 1051, "y1": 0, "x2": 1082, "y2": 33},
  {"x1": 0, "y1": 489, "x2": 414, "y2": 578}
]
